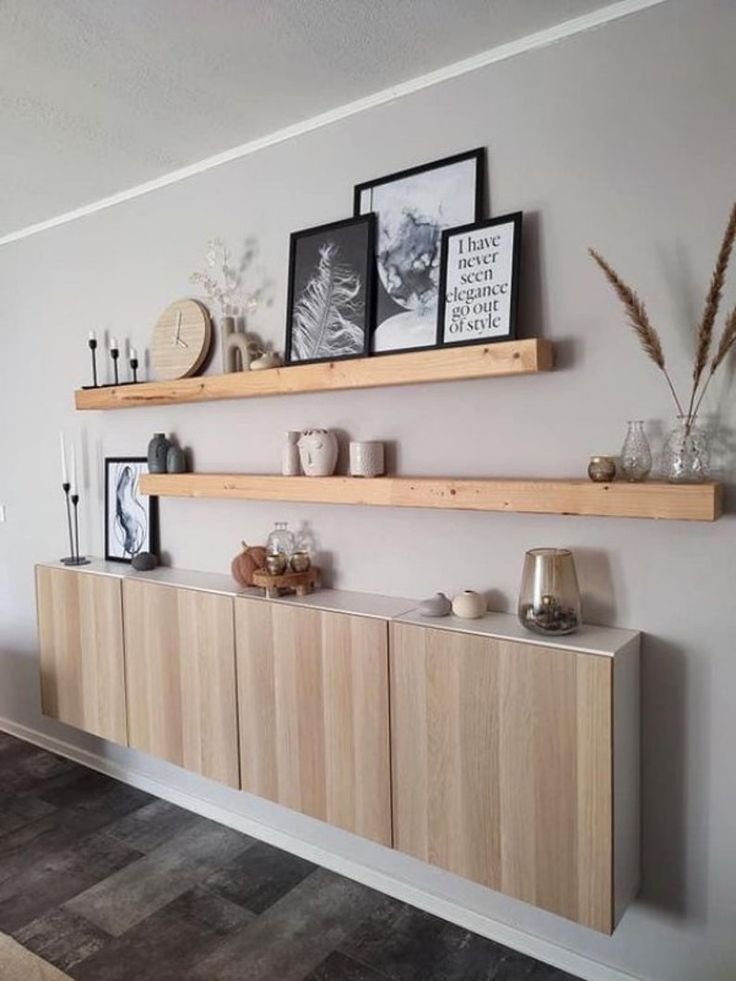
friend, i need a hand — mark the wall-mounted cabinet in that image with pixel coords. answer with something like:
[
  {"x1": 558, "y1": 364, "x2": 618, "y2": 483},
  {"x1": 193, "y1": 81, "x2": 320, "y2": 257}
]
[
  {"x1": 122, "y1": 578, "x2": 240, "y2": 788},
  {"x1": 235, "y1": 599, "x2": 392, "y2": 845},
  {"x1": 35, "y1": 565, "x2": 127, "y2": 744},
  {"x1": 34, "y1": 561, "x2": 639, "y2": 933}
]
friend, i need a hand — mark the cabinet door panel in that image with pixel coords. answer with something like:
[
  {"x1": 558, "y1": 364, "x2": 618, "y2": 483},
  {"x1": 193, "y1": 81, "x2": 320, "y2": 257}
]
[
  {"x1": 123, "y1": 580, "x2": 239, "y2": 787},
  {"x1": 36, "y1": 566, "x2": 127, "y2": 744},
  {"x1": 390, "y1": 622, "x2": 613, "y2": 933},
  {"x1": 235, "y1": 600, "x2": 391, "y2": 846}
]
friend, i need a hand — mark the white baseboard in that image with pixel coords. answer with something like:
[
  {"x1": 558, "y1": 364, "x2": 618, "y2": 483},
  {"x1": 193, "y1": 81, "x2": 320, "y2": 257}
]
[{"x1": 0, "y1": 715, "x2": 640, "y2": 981}]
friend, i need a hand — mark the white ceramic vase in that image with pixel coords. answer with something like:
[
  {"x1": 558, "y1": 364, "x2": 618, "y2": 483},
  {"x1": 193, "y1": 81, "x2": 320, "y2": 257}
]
[
  {"x1": 298, "y1": 429, "x2": 339, "y2": 476},
  {"x1": 349, "y1": 441, "x2": 385, "y2": 477},
  {"x1": 452, "y1": 590, "x2": 487, "y2": 619},
  {"x1": 282, "y1": 431, "x2": 301, "y2": 476}
]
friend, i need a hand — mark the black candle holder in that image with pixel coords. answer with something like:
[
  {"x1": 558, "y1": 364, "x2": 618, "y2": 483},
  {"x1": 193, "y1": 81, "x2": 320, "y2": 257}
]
[
  {"x1": 62, "y1": 492, "x2": 90, "y2": 567},
  {"x1": 59, "y1": 482, "x2": 75, "y2": 564},
  {"x1": 88, "y1": 337, "x2": 98, "y2": 387},
  {"x1": 130, "y1": 356, "x2": 139, "y2": 384},
  {"x1": 110, "y1": 346, "x2": 120, "y2": 386}
]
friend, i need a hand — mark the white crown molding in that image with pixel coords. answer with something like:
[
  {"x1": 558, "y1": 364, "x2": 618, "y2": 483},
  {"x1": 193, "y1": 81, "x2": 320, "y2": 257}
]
[
  {"x1": 0, "y1": 0, "x2": 670, "y2": 248},
  {"x1": 0, "y1": 715, "x2": 641, "y2": 981}
]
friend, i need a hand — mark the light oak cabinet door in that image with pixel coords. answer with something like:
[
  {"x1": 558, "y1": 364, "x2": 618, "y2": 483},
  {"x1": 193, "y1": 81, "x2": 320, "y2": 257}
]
[
  {"x1": 36, "y1": 566, "x2": 127, "y2": 744},
  {"x1": 390, "y1": 621, "x2": 617, "y2": 933},
  {"x1": 235, "y1": 600, "x2": 392, "y2": 846},
  {"x1": 123, "y1": 580, "x2": 239, "y2": 787}
]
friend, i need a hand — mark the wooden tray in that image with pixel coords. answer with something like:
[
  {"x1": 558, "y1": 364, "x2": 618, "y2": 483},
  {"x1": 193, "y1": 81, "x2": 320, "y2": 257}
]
[{"x1": 252, "y1": 566, "x2": 320, "y2": 598}]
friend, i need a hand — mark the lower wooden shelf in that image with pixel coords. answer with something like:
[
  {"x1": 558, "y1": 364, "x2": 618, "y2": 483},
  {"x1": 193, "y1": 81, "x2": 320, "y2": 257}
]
[{"x1": 139, "y1": 473, "x2": 722, "y2": 521}]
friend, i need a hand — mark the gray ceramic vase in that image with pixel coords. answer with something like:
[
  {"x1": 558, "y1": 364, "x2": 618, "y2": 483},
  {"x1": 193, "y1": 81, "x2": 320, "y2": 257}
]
[
  {"x1": 418, "y1": 592, "x2": 452, "y2": 617},
  {"x1": 147, "y1": 433, "x2": 171, "y2": 474},
  {"x1": 166, "y1": 445, "x2": 187, "y2": 474}
]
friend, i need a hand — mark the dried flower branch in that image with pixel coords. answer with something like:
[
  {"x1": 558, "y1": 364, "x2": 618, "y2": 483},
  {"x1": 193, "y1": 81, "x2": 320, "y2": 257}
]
[
  {"x1": 190, "y1": 238, "x2": 262, "y2": 319},
  {"x1": 588, "y1": 247, "x2": 684, "y2": 415},
  {"x1": 692, "y1": 303, "x2": 736, "y2": 419},
  {"x1": 689, "y1": 202, "x2": 736, "y2": 417}
]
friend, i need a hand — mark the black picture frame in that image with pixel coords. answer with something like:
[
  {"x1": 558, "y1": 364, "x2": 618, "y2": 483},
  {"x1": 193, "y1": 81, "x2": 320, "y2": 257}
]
[
  {"x1": 284, "y1": 214, "x2": 376, "y2": 366},
  {"x1": 104, "y1": 457, "x2": 157, "y2": 563},
  {"x1": 437, "y1": 212, "x2": 522, "y2": 349},
  {"x1": 353, "y1": 147, "x2": 485, "y2": 356}
]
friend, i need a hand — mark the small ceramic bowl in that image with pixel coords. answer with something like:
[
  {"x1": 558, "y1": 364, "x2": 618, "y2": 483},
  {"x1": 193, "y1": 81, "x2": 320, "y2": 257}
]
[{"x1": 290, "y1": 551, "x2": 311, "y2": 573}]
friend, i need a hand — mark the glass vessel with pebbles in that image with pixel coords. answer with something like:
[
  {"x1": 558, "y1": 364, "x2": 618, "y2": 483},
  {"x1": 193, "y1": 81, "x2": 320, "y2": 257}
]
[
  {"x1": 518, "y1": 548, "x2": 582, "y2": 636},
  {"x1": 266, "y1": 521, "x2": 296, "y2": 556}
]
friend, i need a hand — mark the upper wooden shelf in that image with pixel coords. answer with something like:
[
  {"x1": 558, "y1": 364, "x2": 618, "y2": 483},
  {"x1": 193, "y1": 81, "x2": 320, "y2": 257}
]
[
  {"x1": 74, "y1": 339, "x2": 553, "y2": 410},
  {"x1": 139, "y1": 473, "x2": 722, "y2": 521}
]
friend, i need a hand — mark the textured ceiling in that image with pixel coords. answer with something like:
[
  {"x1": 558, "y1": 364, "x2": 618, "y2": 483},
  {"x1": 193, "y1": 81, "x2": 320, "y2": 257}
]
[{"x1": 1, "y1": 0, "x2": 612, "y2": 237}]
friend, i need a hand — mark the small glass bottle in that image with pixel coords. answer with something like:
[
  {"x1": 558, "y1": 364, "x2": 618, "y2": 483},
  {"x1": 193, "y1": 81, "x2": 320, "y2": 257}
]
[
  {"x1": 266, "y1": 521, "x2": 295, "y2": 556},
  {"x1": 619, "y1": 420, "x2": 652, "y2": 482}
]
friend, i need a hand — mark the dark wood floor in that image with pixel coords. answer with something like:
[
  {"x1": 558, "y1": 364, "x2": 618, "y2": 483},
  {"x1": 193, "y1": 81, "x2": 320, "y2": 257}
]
[{"x1": 0, "y1": 731, "x2": 581, "y2": 980}]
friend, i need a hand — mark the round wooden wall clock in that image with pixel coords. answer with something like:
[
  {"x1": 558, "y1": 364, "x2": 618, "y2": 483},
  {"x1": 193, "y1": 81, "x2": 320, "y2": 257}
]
[{"x1": 150, "y1": 299, "x2": 212, "y2": 380}]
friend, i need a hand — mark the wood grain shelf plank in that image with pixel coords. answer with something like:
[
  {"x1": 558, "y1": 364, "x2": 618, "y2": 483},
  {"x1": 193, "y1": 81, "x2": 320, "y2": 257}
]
[
  {"x1": 74, "y1": 339, "x2": 553, "y2": 410},
  {"x1": 139, "y1": 473, "x2": 723, "y2": 521}
]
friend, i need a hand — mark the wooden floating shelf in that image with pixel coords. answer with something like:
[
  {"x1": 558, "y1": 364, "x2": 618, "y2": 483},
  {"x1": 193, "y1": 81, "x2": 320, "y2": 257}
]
[
  {"x1": 74, "y1": 339, "x2": 553, "y2": 410},
  {"x1": 139, "y1": 473, "x2": 723, "y2": 522}
]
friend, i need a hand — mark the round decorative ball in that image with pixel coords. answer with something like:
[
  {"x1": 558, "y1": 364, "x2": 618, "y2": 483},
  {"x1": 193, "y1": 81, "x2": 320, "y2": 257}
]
[
  {"x1": 231, "y1": 542, "x2": 267, "y2": 587},
  {"x1": 418, "y1": 592, "x2": 452, "y2": 617},
  {"x1": 451, "y1": 590, "x2": 487, "y2": 619},
  {"x1": 131, "y1": 552, "x2": 158, "y2": 572}
]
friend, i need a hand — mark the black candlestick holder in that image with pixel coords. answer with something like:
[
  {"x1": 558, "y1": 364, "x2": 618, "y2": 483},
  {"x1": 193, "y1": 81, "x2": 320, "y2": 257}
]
[
  {"x1": 110, "y1": 346, "x2": 120, "y2": 386},
  {"x1": 130, "y1": 356, "x2": 139, "y2": 384},
  {"x1": 88, "y1": 337, "x2": 98, "y2": 387},
  {"x1": 61, "y1": 487, "x2": 90, "y2": 566}
]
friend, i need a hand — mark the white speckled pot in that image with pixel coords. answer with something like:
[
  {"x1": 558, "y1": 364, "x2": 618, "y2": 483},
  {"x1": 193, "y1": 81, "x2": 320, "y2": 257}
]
[
  {"x1": 349, "y1": 441, "x2": 385, "y2": 477},
  {"x1": 298, "y1": 429, "x2": 339, "y2": 476},
  {"x1": 452, "y1": 590, "x2": 487, "y2": 619}
]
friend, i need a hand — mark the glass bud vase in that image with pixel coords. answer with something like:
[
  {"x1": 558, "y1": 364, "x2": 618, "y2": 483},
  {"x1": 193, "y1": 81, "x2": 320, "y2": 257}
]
[
  {"x1": 662, "y1": 416, "x2": 711, "y2": 483},
  {"x1": 620, "y1": 420, "x2": 652, "y2": 482},
  {"x1": 266, "y1": 521, "x2": 296, "y2": 556},
  {"x1": 518, "y1": 548, "x2": 582, "y2": 636}
]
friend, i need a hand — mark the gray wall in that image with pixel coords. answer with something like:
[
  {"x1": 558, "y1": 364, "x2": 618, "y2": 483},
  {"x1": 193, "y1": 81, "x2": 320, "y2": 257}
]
[{"x1": 1, "y1": 2, "x2": 735, "y2": 978}]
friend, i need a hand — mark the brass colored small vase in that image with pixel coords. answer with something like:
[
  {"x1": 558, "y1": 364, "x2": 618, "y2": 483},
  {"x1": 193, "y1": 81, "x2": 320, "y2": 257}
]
[{"x1": 588, "y1": 456, "x2": 616, "y2": 483}]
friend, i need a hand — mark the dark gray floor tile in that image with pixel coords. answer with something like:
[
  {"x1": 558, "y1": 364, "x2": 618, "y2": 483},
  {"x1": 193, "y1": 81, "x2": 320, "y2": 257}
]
[
  {"x1": 0, "y1": 790, "x2": 56, "y2": 835},
  {"x1": 66, "y1": 818, "x2": 253, "y2": 936},
  {"x1": 0, "y1": 781, "x2": 152, "y2": 885},
  {"x1": 189, "y1": 867, "x2": 385, "y2": 981},
  {"x1": 37, "y1": 768, "x2": 123, "y2": 808},
  {"x1": 0, "y1": 829, "x2": 142, "y2": 933},
  {"x1": 13, "y1": 906, "x2": 112, "y2": 973},
  {"x1": 305, "y1": 950, "x2": 392, "y2": 981},
  {"x1": 0, "y1": 746, "x2": 80, "y2": 793},
  {"x1": 105, "y1": 799, "x2": 200, "y2": 853},
  {"x1": 205, "y1": 839, "x2": 316, "y2": 914},
  {"x1": 339, "y1": 897, "x2": 501, "y2": 981},
  {"x1": 72, "y1": 886, "x2": 254, "y2": 981}
]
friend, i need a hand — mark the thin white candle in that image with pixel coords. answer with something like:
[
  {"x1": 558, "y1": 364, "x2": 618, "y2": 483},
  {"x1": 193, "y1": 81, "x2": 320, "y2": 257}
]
[
  {"x1": 88, "y1": 330, "x2": 96, "y2": 341},
  {"x1": 59, "y1": 433, "x2": 68, "y2": 485},
  {"x1": 130, "y1": 347, "x2": 138, "y2": 360},
  {"x1": 110, "y1": 336, "x2": 118, "y2": 351},
  {"x1": 70, "y1": 444, "x2": 77, "y2": 496}
]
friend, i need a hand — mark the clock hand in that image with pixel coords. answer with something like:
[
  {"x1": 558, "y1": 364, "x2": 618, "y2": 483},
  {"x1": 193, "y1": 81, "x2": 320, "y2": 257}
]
[{"x1": 173, "y1": 310, "x2": 182, "y2": 344}]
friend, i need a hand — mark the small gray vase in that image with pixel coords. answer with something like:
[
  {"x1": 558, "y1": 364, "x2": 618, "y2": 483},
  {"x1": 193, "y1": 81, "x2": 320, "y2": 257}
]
[
  {"x1": 147, "y1": 433, "x2": 171, "y2": 474},
  {"x1": 166, "y1": 445, "x2": 187, "y2": 474}
]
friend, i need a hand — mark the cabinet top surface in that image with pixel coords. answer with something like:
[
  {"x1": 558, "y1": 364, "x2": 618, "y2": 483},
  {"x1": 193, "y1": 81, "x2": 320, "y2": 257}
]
[
  {"x1": 396, "y1": 609, "x2": 639, "y2": 657},
  {"x1": 37, "y1": 560, "x2": 638, "y2": 651}
]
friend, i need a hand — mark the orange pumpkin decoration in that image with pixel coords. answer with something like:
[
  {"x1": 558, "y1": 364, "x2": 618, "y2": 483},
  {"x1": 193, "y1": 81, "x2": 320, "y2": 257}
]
[{"x1": 231, "y1": 541, "x2": 267, "y2": 586}]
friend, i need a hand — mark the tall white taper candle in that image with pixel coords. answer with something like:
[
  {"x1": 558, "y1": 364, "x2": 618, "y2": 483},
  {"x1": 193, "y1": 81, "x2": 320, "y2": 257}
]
[
  {"x1": 70, "y1": 444, "x2": 77, "y2": 496},
  {"x1": 60, "y1": 432, "x2": 69, "y2": 485}
]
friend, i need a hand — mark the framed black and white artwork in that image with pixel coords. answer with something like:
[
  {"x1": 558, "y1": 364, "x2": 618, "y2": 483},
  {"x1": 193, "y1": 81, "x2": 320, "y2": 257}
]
[
  {"x1": 354, "y1": 148, "x2": 484, "y2": 355},
  {"x1": 285, "y1": 215, "x2": 376, "y2": 365},
  {"x1": 104, "y1": 457, "x2": 155, "y2": 563},
  {"x1": 437, "y1": 212, "x2": 522, "y2": 348}
]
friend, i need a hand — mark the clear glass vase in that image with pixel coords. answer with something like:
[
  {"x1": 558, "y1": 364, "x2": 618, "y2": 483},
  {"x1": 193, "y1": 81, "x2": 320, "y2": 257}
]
[
  {"x1": 662, "y1": 416, "x2": 711, "y2": 483},
  {"x1": 518, "y1": 548, "x2": 582, "y2": 636},
  {"x1": 266, "y1": 521, "x2": 296, "y2": 556},
  {"x1": 620, "y1": 420, "x2": 652, "y2": 482}
]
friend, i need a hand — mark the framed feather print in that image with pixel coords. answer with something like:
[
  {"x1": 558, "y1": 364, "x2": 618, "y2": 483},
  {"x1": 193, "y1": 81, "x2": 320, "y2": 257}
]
[
  {"x1": 354, "y1": 148, "x2": 484, "y2": 355},
  {"x1": 285, "y1": 214, "x2": 375, "y2": 365}
]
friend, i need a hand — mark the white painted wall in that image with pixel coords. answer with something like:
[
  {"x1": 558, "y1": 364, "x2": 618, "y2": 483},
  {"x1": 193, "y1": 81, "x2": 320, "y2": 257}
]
[{"x1": 1, "y1": 2, "x2": 735, "y2": 978}]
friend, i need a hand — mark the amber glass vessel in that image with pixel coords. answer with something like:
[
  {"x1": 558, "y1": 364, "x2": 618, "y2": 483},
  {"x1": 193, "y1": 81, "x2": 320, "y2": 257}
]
[{"x1": 518, "y1": 548, "x2": 582, "y2": 636}]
